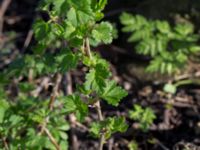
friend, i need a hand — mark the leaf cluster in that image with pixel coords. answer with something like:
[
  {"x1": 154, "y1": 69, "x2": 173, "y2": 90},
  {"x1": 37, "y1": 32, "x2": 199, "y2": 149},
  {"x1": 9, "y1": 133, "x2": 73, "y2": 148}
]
[
  {"x1": 0, "y1": 89, "x2": 69, "y2": 149},
  {"x1": 120, "y1": 12, "x2": 200, "y2": 74},
  {"x1": 129, "y1": 104, "x2": 156, "y2": 132},
  {"x1": 90, "y1": 116, "x2": 128, "y2": 139},
  {"x1": 34, "y1": 0, "x2": 114, "y2": 54}
]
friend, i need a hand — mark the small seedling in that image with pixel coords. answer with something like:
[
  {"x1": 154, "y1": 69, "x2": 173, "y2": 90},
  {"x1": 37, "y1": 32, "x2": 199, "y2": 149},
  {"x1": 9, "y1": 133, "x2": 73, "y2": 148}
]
[{"x1": 129, "y1": 104, "x2": 156, "y2": 132}]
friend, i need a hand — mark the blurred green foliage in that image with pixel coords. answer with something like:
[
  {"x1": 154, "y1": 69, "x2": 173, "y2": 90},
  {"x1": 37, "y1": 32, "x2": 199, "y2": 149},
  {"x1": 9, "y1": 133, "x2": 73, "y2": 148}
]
[{"x1": 120, "y1": 12, "x2": 200, "y2": 74}]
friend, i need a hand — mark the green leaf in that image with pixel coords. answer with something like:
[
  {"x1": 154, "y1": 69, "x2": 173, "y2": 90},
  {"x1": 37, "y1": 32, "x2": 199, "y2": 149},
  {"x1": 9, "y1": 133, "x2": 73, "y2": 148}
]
[
  {"x1": 9, "y1": 115, "x2": 23, "y2": 126},
  {"x1": 33, "y1": 20, "x2": 50, "y2": 41},
  {"x1": 156, "y1": 20, "x2": 170, "y2": 34},
  {"x1": 89, "y1": 121, "x2": 101, "y2": 137},
  {"x1": 64, "y1": 95, "x2": 88, "y2": 122},
  {"x1": 51, "y1": 23, "x2": 64, "y2": 37},
  {"x1": 141, "y1": 108, "x2": 156, "y2": 131},
  {"x1": 59, "y1": 51, "x2": 79, "y2": 73},
  {"x1": 189, "y1": 45, "x2": 200, "y2": 53},
  {"x1": 33, "y1": 44, "x2": 46, "y2": 55},
  {"x1": 128, "y1": 141, "x2": 139, "y2": 150},
  {"x1": 128, "y1": 27, "x2": 151, "y2": 42},
  {"x1": 57, "y1": 124, "x2": 70, "y2": 131},
  {"x1": 84, "y1": 63, "x2": 110, "y2": 93},
  {"x1": 163, "y1": 83, "x2": 177, "y2": 94},
  {"x1": 60, "y1": 140, "x2": 69, "y2": 150},
  {"x1": 33, "y1": 20, "x2": 58, "y2": 46},
  {"x1": 94, "y1": 0, "x2": 107, "y2": 11},
  {"x1": 91, "y1": 22, "x2": 113, "y2": 44},
  {"x1": 27, "y1": 135, "x2": 49, "y2": 148},
  {"x1": 120, "y1": 12, "x2": 135, "y2": 27},
  {"x1": 90, "y1": 116, "x2": 128, "y2": 139},
  {"x1": 52, "y1": 0, "x2": 68, "y2": 15},
  {"x1": 19, "y1": 82, "x2": 35, "y2": 93},
  {"x1": 129, "y1": 104, "x2": 143, "y2": 120},
  {"x1": 0, "y1": 100, "x2": 9, "y2": 123},
  {"x1": 129, "y1": 105, "x2": 156, "y2": 132},
  {"x1": 68, "y1": 0, "x2": 94, "y2": 24},
  {"x1": 175, "y1": 23, "x2": 194, "y2": 36},
  {"x1": 67, "y1": 7, "x2": 78, "y2": 27},
  {"x1": 92, "y1": 0, "x2": 107, "y2": 20},
  {"x1": 101, "y1": 80, "x2": 128, "y2": 106},
  {"x1": 112, "y1": 116, "x2": 128, "y2": 133},
  {"x1": 59, "y1": 131, "x2": 68, "y2": 140},
  {"x1": 83, "y1": 53, "x2": 109, "y2": 68}
]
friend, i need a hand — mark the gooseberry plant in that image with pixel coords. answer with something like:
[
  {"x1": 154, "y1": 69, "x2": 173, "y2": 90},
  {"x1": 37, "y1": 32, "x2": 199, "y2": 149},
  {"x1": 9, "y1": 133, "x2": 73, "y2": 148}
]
[
  {"x1": 120, "y1": 12, "x2": 200, "y2": 74},
  {"x1": 129, "y1": 104, "x2": 156, "y2": 132},
  {"x1": 36, "y1": 0, "x2": 129, "y2": 149},
  {"x1": 1, "y1": 0, "x2": 128, "y2": 150}
]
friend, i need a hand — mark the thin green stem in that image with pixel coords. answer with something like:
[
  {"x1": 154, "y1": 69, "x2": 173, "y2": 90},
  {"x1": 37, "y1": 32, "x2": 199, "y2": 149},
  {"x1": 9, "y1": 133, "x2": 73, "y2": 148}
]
[
  {"x1": 84, "y1": 38, "x2": 105, "y2": 150},
  {"x1": 39, "y1": 73, "x2": 62, "y2": 149},
  {"x1": 95, "y1": 101, "x2": 104, "y2": 121},
  {"x1": 85, "y1": 38, "x2": 93, "y2": 59},
  {"x1": 174, "y1": 79, "x2": 200, "y2": 87},
  {"x1": 43, "y1": 127, "x2": 60, "y2": 150}
]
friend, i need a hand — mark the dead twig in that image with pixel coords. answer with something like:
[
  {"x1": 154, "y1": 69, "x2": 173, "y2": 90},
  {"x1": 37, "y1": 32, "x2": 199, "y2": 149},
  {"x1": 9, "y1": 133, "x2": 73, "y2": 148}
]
[
  {"x1": 0, "y1": 0, "x2": 12, "y2": 35},
  {"x1": 39, "y1": 73, "x2": 62, "y2": 150},
  {"x1": 156, "y1": 139, "x2": 170, "y2": 150},
  {"x1": 49, "y1": 73, "x2": 62, "y2": 110},
  {"x1": 43, "y1": 127, "x2": 60, "y2": 150},
  {"x1": 95, "y1": 101, "x2": 105, "y2": 150},
  {"x1": 31, "y1": 77, "x2": 50, "y2": 97},
  {"x1": 75, "y1": 121, "x2": 89, "y2": 131},
  {"x1": 64, "y1": 72, "x2": 79, "y2": 150},
  {"x1": 23, "y1": 30, "x2": 33, "y2": 49},
  {"x1": 173, "y1": 71, "x2": 200, "y2": 82},
  {"x1": 2, "y1": 137, "x2": 9, "y2": 150},
  {"x1": 108, "y1": 138, "x2": 114, "y2": 150}
]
